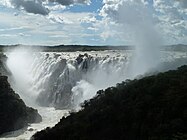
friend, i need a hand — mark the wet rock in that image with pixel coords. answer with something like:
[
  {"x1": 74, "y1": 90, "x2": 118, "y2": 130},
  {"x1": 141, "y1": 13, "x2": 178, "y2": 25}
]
[
  {"x1": 76, "y1": 54, "x2": 84, "y2": 65},
  {"x1": 0, "y1": 53, "x2": 11, "y2": 76},
  {"x1": 28, "y1": 128, "x2": 34, "y2": 131}
]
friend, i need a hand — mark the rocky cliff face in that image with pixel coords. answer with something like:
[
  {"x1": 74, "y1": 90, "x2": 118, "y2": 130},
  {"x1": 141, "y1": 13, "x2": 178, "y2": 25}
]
[
  {"x1": 0, "y1": 53, "x2": 11, "y2": 76},
  {"x1": 0, "y1": 54, "x2": 42, "y2": 135}
]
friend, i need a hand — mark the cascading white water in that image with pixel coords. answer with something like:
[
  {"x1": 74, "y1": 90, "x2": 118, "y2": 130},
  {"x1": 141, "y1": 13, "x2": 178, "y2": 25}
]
[
  {"x1": 6, "y1": 47, "x2": 132, "y2": 109},
  {"x1": 6, "y1": 46, "x2": 187, "y2": 110},
  {"x1": 34, "y1": 50, "x2": 132, "y2": 109},
  {"x1": 3, "y1": 46, "x2": 187, "y2": 140}
]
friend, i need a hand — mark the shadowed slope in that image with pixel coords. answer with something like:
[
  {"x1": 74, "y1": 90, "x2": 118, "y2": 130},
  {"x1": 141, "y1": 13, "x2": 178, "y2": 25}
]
[
  {"x1": 32, "y1": 65, "x2": 187, "y2": 140},
  {"x1": 0, "y1": 54, "x2": 42, "y2": 135},
  {"x1": 0, "y1": 76, "x2": 42, "y2": 135}
]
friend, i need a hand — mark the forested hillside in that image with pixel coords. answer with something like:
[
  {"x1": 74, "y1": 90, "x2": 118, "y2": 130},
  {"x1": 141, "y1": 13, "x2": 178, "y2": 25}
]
[{"x1": 33, "y1": 66, "x2": 187, "y2": 140}]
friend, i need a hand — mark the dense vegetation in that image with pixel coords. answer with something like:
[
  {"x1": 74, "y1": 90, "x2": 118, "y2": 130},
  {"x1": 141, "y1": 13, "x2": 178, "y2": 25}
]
[
  {"x1": 33, "y1": 65, "x2": 187, "y2": 140},
  {"x1": 0, "y1": 45, "x2": 132, "y2": 52},
  {"x1": 1, "y1": 44, "x2": 187, "y2": 52}
]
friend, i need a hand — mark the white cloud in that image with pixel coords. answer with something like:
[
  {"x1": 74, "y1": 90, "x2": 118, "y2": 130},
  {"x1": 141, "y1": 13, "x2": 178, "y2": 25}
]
[
  {"x1": 0, "y1": 33, "x2": 30, "y2": 37},
  {"x1": 0, "y1": 34, "x2": 18, "y2": 37},
  {"x1": 45, "y1": 4, "x2": 66, "y2": 11},
  {"x1": 99, "y1": 0, "x2": 187, "y2": 44},
  {"x1": 48, "y1": 0, "x2": 90, "y2": 6},
  {"x1": 0, "y1": 27, "x2": 27, "y2": 32},
  {"x1": 80, "y1": 15, "x2": 97, "y2": 23},
  {"x1": 0, "y1": 0, "x2": 90, "y2": 15},
  {"x1": 6, "y1": 0, "x2": 49, "y2": 15},
  {"x1": 0, "y1": 0, "x2": 186, "y2": 45},
  {"x1": 48, "y1": 12, "x2": 95, "y2": 24},
  {"x1": 152, "y1": 0, "x2": 187, "y2": 44},
  {"x1": 0, "y1": 10, "x2": 104, "y2": 45}
]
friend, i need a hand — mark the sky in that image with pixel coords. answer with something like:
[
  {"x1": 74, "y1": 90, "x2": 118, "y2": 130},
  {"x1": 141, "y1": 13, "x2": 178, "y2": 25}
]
[{"x1": 0, "y1": 0, "x2": 186, "y2": 46}]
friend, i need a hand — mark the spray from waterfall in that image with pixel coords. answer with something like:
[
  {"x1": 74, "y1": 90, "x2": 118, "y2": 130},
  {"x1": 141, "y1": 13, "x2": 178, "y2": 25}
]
[
  {"x1": 4, "y1": 46, "x2": 187, "y2": 110},
  {"x1": 5, "y1": 46, "x2": 130, "y2": 109},
  {"x1": 5, "y1": 46, "x2": 41, "y2": 107},
  {"x1": 71, "y1": 1, "x2": 163, "y2": 108},
  {"x1": 117, "y1": 1, "x2": 162, "y2": 77},
  {"x1": 3, "y1": 1, "x2": 163, "y2": 109}
]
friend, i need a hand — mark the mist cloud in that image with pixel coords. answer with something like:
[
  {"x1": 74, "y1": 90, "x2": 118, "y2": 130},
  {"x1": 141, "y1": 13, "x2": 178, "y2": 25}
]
[{"x1": 101, "y1": 0, "x2": 162, "y2": 76}]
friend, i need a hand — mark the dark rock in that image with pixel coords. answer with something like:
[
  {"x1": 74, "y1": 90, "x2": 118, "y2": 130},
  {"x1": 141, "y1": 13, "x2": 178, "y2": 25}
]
[
  {"x1": 53, "y1": 53, "x2": 61, "y2": 59},
  {"x1": 0, "y1": 76, "x2": 42, "y2": 136},
  {"x1": 28, "y1": 128, "x2": 34, "y2": 131},
  {"x1": 0, "y1": 53, "x2": 11, "y2": 76},
  {"x1": 76, "y1": 54, "x2": 84, "y2": 65}
]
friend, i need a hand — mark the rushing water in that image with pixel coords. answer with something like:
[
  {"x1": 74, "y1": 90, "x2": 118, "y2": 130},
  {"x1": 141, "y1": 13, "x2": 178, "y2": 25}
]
[
  {"x1": 2, "y1": 49, "x2": 187, "y2": 139},
  {"x1": 6, "y1": 49, "x2": 187, "y2": 109},
  {"x1": 6, "y1": 49, "x2": 132, "y2": 109},
  {"x1": 1, "y1": 107, "x2": 69, "y2": 140},
  {"x1": 5, "y1": 49, "x2": 187, "y2": 109}
]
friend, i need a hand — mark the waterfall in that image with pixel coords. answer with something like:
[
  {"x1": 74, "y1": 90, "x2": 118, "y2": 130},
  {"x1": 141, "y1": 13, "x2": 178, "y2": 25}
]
[
  {"x1": 6, "y1": 46, "x2": 187, "y2": 110},
  {"x1": 6, "y1": 47, "x2": 131, "y2": 109}
]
